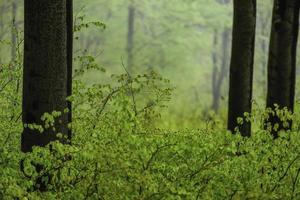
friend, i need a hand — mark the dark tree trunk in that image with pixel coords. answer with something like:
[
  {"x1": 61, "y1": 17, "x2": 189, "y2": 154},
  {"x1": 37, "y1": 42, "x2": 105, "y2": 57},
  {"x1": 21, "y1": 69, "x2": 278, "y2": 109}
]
[
  {"x1": 291, "y1": 1, "x2": 300, "y2": 111},
  {"x1": 11, "y1": 0, "x2": 17, "y2": 61},
  {"x1": 66, "y1": 0, "x2": 73, "y2": 141},
  {"x1": 127, "y1": 4, "x2": 135, "y2": 74},
  {"x1": 22, "y1": 0, "x2": 69, "y2": 152},
  {"x1": 265, "y1": 0, "x2": 300, "y2": 136},
  {"x1": 227, "y1": 0, "x2": 256, "y2": 136}
]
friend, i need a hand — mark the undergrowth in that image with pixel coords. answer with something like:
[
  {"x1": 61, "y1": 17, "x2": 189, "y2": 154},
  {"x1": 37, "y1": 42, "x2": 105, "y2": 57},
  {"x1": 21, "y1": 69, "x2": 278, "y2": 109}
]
[
  {"x1": 0, "y1": 19, "x2": 300, "y2": 199},
  {"x1": 1, "y1": 58, "x2": 300, "y2": 200}
]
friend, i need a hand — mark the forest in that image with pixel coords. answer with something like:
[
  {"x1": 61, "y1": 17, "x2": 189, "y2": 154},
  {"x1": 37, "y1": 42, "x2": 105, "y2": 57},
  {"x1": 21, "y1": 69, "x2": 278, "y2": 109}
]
[{"x1": 0, "y1": 0, "x2": 300, "y2": 199}]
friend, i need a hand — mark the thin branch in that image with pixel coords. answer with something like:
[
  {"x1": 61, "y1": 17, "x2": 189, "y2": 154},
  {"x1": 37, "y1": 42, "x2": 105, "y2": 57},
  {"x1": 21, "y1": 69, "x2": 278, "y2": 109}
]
[
  {"x1": 271, "y1": 154, "x2": 300, "y2": 192},
  {"x1": 121, "y1": 58, "x2": 138, "y2": 116},
  {"x1": 0, "y1": 78, "x2": 13, "y2": 93},
  {"x1": 291, "y1": 167, "x2": 300, "y2": 200}
]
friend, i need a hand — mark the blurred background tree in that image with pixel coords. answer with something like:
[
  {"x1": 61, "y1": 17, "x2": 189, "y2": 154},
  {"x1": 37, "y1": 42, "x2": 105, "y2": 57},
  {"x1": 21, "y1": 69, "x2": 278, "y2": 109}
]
[{"x1": 1, "y1": 0, "x2": 299, "y2": 130}]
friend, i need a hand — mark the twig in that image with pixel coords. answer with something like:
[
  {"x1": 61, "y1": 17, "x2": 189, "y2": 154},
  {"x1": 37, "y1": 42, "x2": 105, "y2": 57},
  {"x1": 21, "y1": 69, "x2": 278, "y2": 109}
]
[
  {"x1": 291, "y1": 167, "x2": 300, "y2": 200},
  {"x1": 121, "y1": 58, "x2": 138, "y2": 116},
  {"x1": 0, "y1": 79, "x2": 13, "y2": 93},
  {"x1": 271, "y1": 154, "x2": 300, "y2": 192},
  {"x1": 97, "y1": 88, "x2": 120, "y2": 116}
]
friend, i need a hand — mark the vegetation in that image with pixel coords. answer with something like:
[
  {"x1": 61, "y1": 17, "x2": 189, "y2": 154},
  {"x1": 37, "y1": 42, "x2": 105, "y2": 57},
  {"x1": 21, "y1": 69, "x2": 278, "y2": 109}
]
[{"x1": 0, "y1": 0, "x2": 300, "y2": 199}]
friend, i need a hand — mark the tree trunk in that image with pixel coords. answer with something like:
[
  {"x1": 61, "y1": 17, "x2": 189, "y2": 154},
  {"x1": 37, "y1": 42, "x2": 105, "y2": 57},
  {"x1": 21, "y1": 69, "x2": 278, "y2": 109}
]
[
  {"x1": 11, "y1": 0, "x2": 17, "y2": 61},
  {"x1": 211, "y1": 29, "x2": 220, "y2": 112},
  {"x1": 22, "y1": 0, "x2": 69, "y2": 152},
  {"x1": 66, "y1": 0, "x2": 73, "y2": 141},
  {"x1": 0, "y1": 3, "x2": 6, "y2": 41},
  {"x1": 219, "y1": 28, "x2": 231, "y2": 86},
  {"x1": 227, "y1": 0, "x2": 256, "y2": 136},
  {"x1": 211, "y1": 0, "x2": 231, "y2": 113},
  {"x1": 266, "y1": 0, "x2": 300, "y2": 136},
  {"x1": 127, "y1": 3, "x2": 135, "y2": 74},
  {"x1": 257, "y1": 6, "x2": 271, "y2": 98},
  {"x1": 211, "y1": 28, "x2": 231, "y2": 113},
  {"x1": 260, "y1": 36, "x2": 267, "y2": 97}
]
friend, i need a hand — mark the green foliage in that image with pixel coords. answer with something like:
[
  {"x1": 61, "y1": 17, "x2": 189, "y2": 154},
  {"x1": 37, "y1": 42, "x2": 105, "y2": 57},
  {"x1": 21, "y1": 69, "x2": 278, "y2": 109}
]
[
  {"x1": 74, "y1": 12, "x2": 106, "y2": 34},
  {"x1": 1, "y1": 58, "x2": 300, "y2": 199},
  {"x1": 1, "y1": 1, "x2": 300, "y2": 199}
]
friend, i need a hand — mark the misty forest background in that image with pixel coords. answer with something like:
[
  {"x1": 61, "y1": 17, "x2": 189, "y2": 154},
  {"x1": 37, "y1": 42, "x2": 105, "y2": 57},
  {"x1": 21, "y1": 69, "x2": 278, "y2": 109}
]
[
  {"x1": 2, "y1": 0, "x2": 293, "y2": 129},
  {"x1": 1, "y1": 0, "x2": 300, "y2": 199}
]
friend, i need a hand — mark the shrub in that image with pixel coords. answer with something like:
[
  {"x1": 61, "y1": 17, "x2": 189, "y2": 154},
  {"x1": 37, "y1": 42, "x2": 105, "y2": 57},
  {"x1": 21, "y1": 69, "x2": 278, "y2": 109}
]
[{"x1": 1, "y1": 61, "x2": 300, "y2": 199}]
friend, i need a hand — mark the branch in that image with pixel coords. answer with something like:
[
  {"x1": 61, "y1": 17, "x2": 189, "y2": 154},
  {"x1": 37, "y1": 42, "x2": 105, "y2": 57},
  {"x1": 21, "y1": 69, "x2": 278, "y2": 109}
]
[{"x1": 271, "y1": 154, "x2": 300, "y2": 192}]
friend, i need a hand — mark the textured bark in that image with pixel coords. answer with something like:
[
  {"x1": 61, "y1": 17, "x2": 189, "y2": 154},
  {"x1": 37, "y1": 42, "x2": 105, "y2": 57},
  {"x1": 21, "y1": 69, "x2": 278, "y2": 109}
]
[
  {"x1": 227, "y1": 0, "x2": 256, "y2": 136},
  {"x1": 127, "y1": 3, "x2": 135, "y2": 74},
  {"x1": 22, "y1": 0, "x2": 68, "y2": 152},
  {"x1": 66, "y1": 0, "x2": 73, "y2": 141},
  {"x1": 266, "y1": 0, "x2": 300, "y2": 136}
]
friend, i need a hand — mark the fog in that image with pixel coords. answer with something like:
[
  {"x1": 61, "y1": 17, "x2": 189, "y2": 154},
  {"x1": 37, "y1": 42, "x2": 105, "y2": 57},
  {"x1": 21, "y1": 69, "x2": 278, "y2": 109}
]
[{"x1": 1, "y1": 0, "x2": 296, "y2": 129}]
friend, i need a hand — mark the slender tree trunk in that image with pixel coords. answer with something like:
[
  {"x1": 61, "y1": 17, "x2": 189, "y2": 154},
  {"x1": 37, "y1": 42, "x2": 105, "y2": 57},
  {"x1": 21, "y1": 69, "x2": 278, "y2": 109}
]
[
  {"x1": 211, "y1": 0, "x2": 231, "y2": 113},
  {"x1": 212, "y1": 28, "x2": 231, "y2": 113},
  {"x1": 260, "y1": 38, "x2": 267, "y2": 96},
  {"x1": 265, "y1": 0, "x2": 300, "y2": 136},
  {"x1": 22, "y1": 0, "x2": 68, "y2": 152},
  {"x1": 219, "y1": 28, "x2": 231, "y2": 83},
  {"x1": 258, "y1": 8, "x2": 271, "y2": 98},
  {"x1": 66, "y1": 0, "x2": 73, "y2": 141},
  {"x1": 0, "y1": 3, "x2": 8, "y2": 63},
  {"x1": 291, "y1": 1, "x2": 300, "y2": 111},
  {"x1": 211, "y1": 30, "x2": 220, "y2": 112},
  {"x1": 127, "y1": 3, "x2": 135, "y2": 74},
  {"x1": 11, "y1": 0, "x2": 17, "y2": 61},
  {"x1": 227, "y1": 0, "x2": 256, "y2": 136},
  {"x1": 0, "y1": 3, "x2": 6, "y2": 41}
]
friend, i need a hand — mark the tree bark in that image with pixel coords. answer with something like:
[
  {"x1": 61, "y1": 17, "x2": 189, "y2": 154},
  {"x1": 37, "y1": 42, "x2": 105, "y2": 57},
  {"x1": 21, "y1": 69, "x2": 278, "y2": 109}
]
[
  {"x1": 66, "y1": 0, "x2": 73, "y2": 141},
  {"x1": 227, "y1": 0, "x2": 256, "y2": 136},
  {"x1": 266, "y1": 0, "x2": 300, "y2": 136},
  {"x1": 22, "y1": 0, "x2": 69, "y2": 152}
]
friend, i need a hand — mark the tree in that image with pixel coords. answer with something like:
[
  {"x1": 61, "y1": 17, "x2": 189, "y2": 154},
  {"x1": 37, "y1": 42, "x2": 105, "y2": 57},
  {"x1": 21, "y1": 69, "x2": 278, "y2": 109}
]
[
  {"x1": 210, "y1": 0, "x2": 231, "y2": 114},
  {"x1": 211, "y1": 27, "x2": 231, "y2": 114},
  {"x1": 0, "y1": 2, "x2": 9, "y2": 41},
  {"x1": 67, "y1": 0, "x2": 73, "y2": 140},
  {"x1": 22, "y1": 0, "x2": 70, "y2": 152},
  {"x1": 227, "y1": 0, "x2": 256, "y2": 136},
  {"x1": 0, "y1": 1, "x2": 10, "y2": 63},
  {"x1": 265, "y1": 0, "x2": 300, "y2": 136},
  {"x1": 127, "y1": 1, "x2": 135, "y2": 74},
  {"x1": 11, "y1": 0, "x2": 17, "y2": 61},
  {"x1": 255, "y1": 0, "x2": 272, "y2": 99}
]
